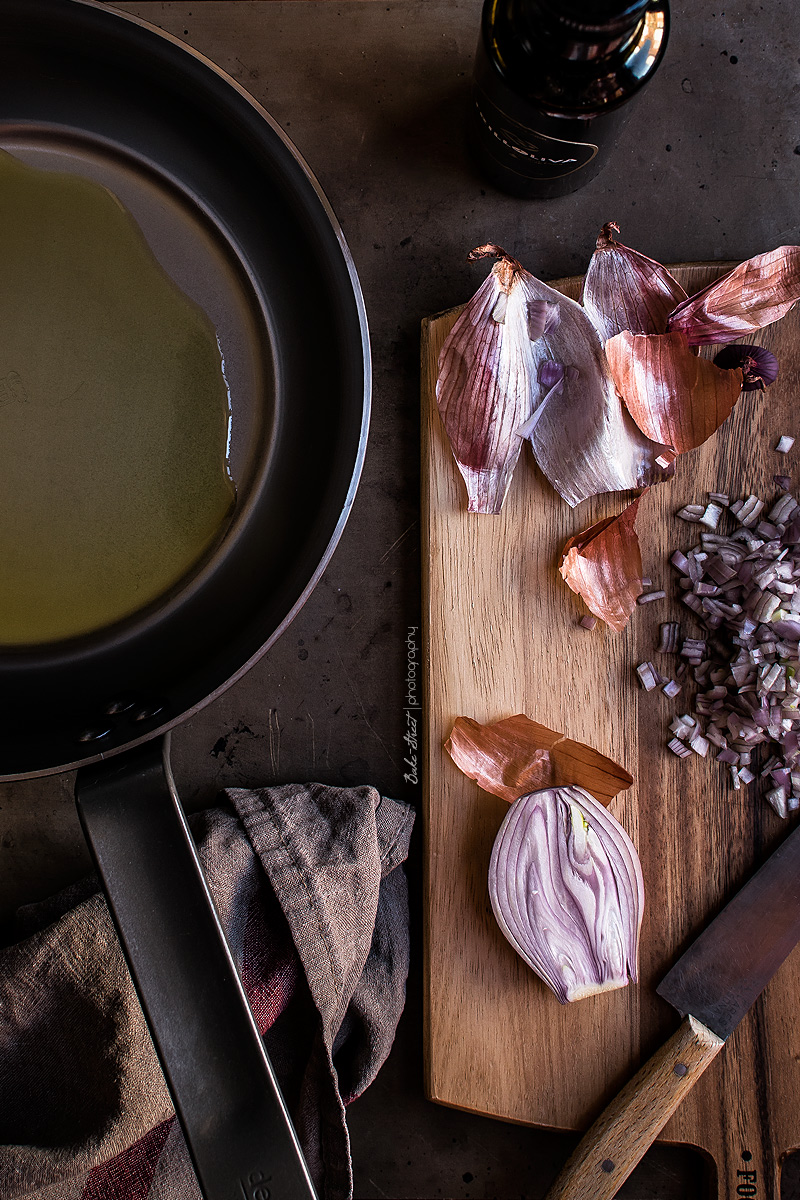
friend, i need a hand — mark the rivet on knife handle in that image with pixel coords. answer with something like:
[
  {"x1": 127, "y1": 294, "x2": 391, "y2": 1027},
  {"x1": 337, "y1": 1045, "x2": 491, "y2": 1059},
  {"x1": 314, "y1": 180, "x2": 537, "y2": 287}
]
[{"x1": 544, "y1": 1016, "x2": 724, "y2": 1200}]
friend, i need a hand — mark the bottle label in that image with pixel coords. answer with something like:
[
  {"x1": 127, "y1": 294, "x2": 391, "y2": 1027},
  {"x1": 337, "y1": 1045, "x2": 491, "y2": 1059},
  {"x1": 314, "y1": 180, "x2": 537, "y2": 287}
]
[{"x1": 474, "y1": 87, "x2": 598, "y2": 180}]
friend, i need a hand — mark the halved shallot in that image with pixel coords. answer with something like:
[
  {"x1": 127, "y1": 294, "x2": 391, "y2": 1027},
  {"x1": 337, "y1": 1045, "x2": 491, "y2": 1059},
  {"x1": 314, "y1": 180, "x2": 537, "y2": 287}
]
[
  {"x1": 667, "y1": 246, "x2": 800, "y2": 345},
  {"x1": 605, "y1": 330, "x2": 743, "y2": 454},
  {"x1": 560, "y1": 495, "x2": 644, "y2": 632},
  {"x1": 582, "y1": 222, "x2": 687, "y2": 342},
  {"x1": 488, "y1": 785, "x2": 644, "y2": 1003}
]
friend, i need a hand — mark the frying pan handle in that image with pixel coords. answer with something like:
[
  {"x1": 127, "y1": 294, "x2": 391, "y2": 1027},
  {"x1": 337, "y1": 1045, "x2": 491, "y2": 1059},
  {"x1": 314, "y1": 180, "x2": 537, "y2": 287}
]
[{"x1": 74, "y1": 734, "x2": 318, "y2": 1200}]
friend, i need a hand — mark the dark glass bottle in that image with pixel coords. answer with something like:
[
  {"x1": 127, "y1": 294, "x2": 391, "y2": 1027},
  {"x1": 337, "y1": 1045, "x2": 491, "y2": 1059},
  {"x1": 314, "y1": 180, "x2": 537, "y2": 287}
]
[{"x1": 469, "y1": 0, "x2": 670, "y2": 199}]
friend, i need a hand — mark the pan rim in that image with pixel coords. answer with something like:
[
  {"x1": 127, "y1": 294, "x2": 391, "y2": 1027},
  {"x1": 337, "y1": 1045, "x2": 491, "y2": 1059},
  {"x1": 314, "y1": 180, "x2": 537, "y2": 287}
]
[{"x1": 0, "y1": 0, "x2": 371, "y2": 780}]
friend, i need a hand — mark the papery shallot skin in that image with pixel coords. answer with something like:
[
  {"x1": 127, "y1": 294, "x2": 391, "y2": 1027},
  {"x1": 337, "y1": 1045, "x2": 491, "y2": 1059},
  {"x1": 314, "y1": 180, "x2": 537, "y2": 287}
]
[
  {"x1": 514, "y1": 271, "x2": 675, "y2": 507},
  {"x1": 436, "y1": 251, "x2": 535, "y2": 513},
  {"x1": 606, "y1": 330, "x2": 743, "y2": 454},
  {"x1": 445, "y1": 713, "x2": 633, "y2": 806},
  {"x1": 582, "y1": 222, "x2": 688, "y2": 342},
  {"x1": 560, "y1": 496, "x2": 644, "y2": 632},
  {"x1": 436, "y1": 246, "x2": 675, "y2": 513},
  {"x1": 488, "y1": 785, "x2": 644, "y2": 1004},
  {"x1": 667, "y1": 246, "x2": 800, "y2": 345}
]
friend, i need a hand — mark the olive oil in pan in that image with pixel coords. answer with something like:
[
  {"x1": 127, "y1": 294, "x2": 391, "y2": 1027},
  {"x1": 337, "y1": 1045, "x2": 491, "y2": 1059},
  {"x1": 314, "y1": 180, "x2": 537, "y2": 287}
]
[{"x1": 0, "y1": 150, "x2": 236, "y2": 645}]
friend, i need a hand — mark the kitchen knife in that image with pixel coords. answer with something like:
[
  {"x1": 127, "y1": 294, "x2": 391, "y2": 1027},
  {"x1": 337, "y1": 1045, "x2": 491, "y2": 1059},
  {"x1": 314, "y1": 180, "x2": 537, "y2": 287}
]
[{"x1": 544, "y1": 819, "x2": 800, "y2": 1200}]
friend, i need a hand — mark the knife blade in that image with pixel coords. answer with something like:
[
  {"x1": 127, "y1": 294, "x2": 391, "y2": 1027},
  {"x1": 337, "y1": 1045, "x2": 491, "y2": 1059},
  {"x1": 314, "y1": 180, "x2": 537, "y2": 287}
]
[{"x1": 544, "y1": 820, "x2": 800, "y2": 1200}]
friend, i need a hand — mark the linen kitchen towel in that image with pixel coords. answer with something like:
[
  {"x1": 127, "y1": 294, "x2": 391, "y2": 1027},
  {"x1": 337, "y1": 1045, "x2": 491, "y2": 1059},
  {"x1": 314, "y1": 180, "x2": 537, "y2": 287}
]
[{"x1": 0, "y1": 782, "x2": 415, "y2": 1200}]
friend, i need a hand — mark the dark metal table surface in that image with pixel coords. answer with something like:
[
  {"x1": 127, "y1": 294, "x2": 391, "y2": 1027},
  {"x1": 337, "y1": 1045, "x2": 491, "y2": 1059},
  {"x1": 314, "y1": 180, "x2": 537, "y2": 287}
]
[{"x1": 2, "y1": 1, "x2": 800, "y2": 1196}]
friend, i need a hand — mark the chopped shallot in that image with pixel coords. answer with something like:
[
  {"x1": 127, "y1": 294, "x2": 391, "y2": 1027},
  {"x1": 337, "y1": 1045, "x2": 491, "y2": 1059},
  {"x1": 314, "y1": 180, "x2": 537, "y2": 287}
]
[
  {"x1": 776, "y1": 435, "x2": 795, "y2": 453},
  {"x1": 700, "y1": 503, "x2": 723, "y2": 530},
  {"x1": 652, "y1": 471, "x2": 800, "y2": 815}
]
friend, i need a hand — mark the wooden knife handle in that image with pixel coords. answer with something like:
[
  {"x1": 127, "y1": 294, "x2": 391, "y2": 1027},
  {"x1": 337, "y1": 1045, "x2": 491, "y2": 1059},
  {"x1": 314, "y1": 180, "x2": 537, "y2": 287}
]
[{"x1": 544, "y1": 1015, "x2": 725, "y2": 1200}]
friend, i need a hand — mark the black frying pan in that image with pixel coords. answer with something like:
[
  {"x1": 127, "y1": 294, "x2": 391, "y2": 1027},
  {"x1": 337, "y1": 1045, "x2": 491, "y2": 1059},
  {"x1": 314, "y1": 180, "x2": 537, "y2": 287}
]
[{"x1": 0, "y1": 2, "x2": 370, "y2": 1196}]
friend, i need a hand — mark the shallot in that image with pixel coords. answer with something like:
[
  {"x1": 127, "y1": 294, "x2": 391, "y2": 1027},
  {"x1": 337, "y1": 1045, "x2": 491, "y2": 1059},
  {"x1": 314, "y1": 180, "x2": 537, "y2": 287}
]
[
  {"x1": 655, "y1": 481, "x2": 800, "y2": 815},
  {"x1": 488, "y1": 785, "x2": 644, "y2": 1003},
  {"x1": 445, "y1": 713, "x2": 633, "y2": 807},
  {"x1": 605, "y1": 330, "x2": 743, "y2": 454},
  {"x1": 583, "y1": 232, "x2": 800, "y2": 465},
  {"x1": 714, "y1": 344, "x2": 779, "y2": 391}
]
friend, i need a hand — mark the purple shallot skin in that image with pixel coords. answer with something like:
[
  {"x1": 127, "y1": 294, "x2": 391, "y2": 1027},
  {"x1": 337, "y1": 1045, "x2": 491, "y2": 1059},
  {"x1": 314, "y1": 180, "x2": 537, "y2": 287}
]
[
  {"x1": 582, "y1": 221, "x2": 688, "y2": 342},
  {"x1": 435, "y1": 244, "x2": 676, "y2": 513},
  {"x1": 713, "y1": 343, "x2": 779, "y2": 391}
]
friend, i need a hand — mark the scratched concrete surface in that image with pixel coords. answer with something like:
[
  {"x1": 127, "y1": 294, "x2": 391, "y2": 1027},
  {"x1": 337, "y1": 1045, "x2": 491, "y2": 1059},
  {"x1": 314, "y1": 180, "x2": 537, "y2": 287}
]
[{"x1": 2, "y1": 1, "x2": 800, "y2": 1195}]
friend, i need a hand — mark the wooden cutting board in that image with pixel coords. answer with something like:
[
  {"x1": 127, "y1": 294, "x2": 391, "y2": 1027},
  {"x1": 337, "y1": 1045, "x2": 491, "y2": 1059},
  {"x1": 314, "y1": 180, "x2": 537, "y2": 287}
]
[{"x1": 421, "y1": 263, "x2": 800, "y2": 1198}]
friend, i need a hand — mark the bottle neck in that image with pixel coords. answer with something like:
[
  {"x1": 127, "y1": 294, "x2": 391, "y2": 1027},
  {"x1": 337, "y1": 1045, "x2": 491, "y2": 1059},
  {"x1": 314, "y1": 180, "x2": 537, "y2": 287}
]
[{"x1": 513, "y1": 0, "x2": 651, "y2": 61}]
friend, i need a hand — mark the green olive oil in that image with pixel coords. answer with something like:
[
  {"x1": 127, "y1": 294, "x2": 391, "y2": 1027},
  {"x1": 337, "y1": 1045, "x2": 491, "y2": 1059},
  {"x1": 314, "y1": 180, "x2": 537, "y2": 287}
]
[{"x1": 0, "y1": 151, "x2": 236, "y2": 644}]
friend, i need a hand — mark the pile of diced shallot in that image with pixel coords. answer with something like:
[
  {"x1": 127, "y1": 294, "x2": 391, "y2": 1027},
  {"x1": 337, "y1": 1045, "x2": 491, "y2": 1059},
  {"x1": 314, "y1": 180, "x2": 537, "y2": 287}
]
[{"x1": 637, "y1": 469, "x2": 800, "y2": 817}]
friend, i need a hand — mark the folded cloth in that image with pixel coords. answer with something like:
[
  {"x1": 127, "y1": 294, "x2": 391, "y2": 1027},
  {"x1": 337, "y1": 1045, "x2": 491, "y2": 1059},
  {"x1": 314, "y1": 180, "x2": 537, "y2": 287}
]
[{"x1": 0, "y1": 782, "x2": 415, "y2": 1200}]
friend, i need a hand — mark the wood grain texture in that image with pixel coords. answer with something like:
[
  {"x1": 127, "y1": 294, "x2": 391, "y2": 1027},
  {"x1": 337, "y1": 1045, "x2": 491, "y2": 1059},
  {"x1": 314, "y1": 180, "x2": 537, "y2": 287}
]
[
  {"x1": 422, "y1": 264, "x2": 800, "y2": 1198},
  {"x1": 544, "y1": 1016, "x2": 724, "y2": 1200}
]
